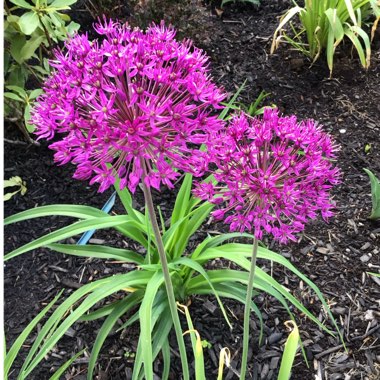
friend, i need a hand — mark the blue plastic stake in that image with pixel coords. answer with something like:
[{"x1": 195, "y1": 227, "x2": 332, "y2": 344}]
[{"x1": 77, "y1": 191, "x2": 117, "y2": 245}]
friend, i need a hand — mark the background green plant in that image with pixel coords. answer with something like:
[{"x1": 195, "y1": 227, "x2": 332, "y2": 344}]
[
  {"x1": 271, "y1": 0, "x2": 380, "y2": 75},
  {"x1": 4, "y1": 0, "x2": 79, "y2": 140},
  {"x1": 220, "y1": 81, "x2": 274, "y2": 119},
  {"x1": 4, "y1": 86, "x2": 43, "y2": 133},
  {"x1": 363, "y1": 168, "x2": 380, "y2": 220},
  {"x1": 4, "y1": 176, "x2": 27, "y2": 201}
]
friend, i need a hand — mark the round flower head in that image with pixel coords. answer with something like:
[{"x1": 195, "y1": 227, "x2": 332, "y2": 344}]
[
  {"x1": 194, "y1": 108, "x2": 341, "y2": 243},
  {"x1": 32, "y1": 19, "x2": 225, "y2": 192}
]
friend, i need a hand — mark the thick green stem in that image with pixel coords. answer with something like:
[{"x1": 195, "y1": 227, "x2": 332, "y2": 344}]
[
  {"x1": 240, "y1": 237, "x2": 259, "y2": 380},
  {"x1": 140, "y1": 162, "x2": 189, "y2": 380}
]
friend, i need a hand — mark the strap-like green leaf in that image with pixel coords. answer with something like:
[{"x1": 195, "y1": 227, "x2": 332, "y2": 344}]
[
  {"x1": 139, "y1": 271, "x2": 165, "y2": 380},
  {"x1": 174, "y1": 257, "x2": 232, "y2": 329},
  {"x1": 171, "y1": 173, "x2": 193, "y2": 226},
  {"x1": 79, "y1": 300, "x2": 123, "y2": 322},
  {"x1": 4, "y1": 290, "x2": 63, "y2": 377},
  {"x1": 191, "y1": 232, "x2": 254, "y2": 260},
  {"x1": 87, "y1": 291, "x2": 144, "y2": 380},
  {"x1": 114, "y1": 180, "x2": 145, "y2": 223},
  {"x1": 4, "y1": 204, "x2": 109, "y2": 225},
  {"x1": 170, "y1": 202, "x2": 214, "y2": 258},
  {"x1": 5, "y1": 215, "x2": 134, "y2": 261},
  {"x1": 133, "y1": 298, "x2": 172, "y2": 380},
  {"x1": 277, "y1": 321, "x2": 300, "y2": 380},
  {"x1": 219, "y1": 80, "x2": 247, "y2": 120},
  {"x1": 161, "y1": 339, "x2": 171, "y2": 380},
  {"x1": 344, "y1": 28, "x2": 367, "y2": 68},
  {"x1": 20, "y1": 271, "x2": 153, "y2": 378},
  {"x1": 197, "y1": 244, "x2": 340, "y2": 335},
  {"x1": 187, "y1": 269, "x2": 295, "y2": 323},
  {"x1": 364, "y1": 168, "x2": 380, "y2": 219},
  {"x1": 194, "y1": 282, "x2": 264, "y2": 345},
  {"x1": 325, "y1": 8, "x2": 345, "y2": 74},
  {"x1": 348, "y1": 24, "x2": 371, "y2": 67},
  {"x1": 47, "y1": 243, "x2": 144, "y2": 264},
  {"x1": 163, "y1": 201, "x2": 213, "y2": 257}
]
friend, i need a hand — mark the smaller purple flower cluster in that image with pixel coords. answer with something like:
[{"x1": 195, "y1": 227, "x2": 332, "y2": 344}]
[
  {"x1": 32, "y1": 19, "x2": 225, "y2": 192},
  {"x1": 194, "y1": 109, "x2": 341, "y2": 243}
]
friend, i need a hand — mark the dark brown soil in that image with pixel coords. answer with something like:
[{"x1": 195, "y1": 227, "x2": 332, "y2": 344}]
[{"x1": 4, "y1": 1, "x2": 380, "y2": 379}]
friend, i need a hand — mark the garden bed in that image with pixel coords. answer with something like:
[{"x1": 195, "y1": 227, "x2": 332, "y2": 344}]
[{"x1": 4, "y1": 1, "x2": 380, "y2": 379}]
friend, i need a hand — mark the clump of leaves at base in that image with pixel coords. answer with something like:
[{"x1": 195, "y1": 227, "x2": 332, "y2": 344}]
[
  {"x1": 271, "y1": 0, "x2": 380, "y2": 76},
  {"x1": 5, "y1": 173, "x2": 343, "y2": 378}
]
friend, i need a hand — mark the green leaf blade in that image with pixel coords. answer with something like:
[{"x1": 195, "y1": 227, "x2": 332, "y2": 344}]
[{"x1": 364, "y1": 168, "x2": 380, "y2": 219}]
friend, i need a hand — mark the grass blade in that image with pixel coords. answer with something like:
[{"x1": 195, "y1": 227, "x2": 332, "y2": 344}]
[
  {"x1": 219, "y1": 80, "x2": 246, "y2": 120},
  {"x1": 49, "y1": 349, "x2": 85, "y2": 380},
  {"x1": 271, "y1": 6, "x2": 302, "y2": 53}
]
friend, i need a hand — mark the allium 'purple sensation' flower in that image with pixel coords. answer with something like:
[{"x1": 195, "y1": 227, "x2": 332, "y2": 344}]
[
  {"x1": 194, "y1": 108, "x2": 341, "y2": 243},
  {"x1": 32, "y1": 19, "x2": 225, "y2": 192}
]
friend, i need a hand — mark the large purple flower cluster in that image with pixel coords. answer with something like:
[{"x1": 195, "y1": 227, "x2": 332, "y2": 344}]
[
  {"x1": 32, "y1": 19, "x2": 225, "y2": 192},
  {"x1": 194, "y1": 109, "x2": 341, "y2": 243}
]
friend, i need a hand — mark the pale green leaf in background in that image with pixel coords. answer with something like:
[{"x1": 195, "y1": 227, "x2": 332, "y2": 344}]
[
  {"x1": 18, "y1": 11, "x2": 40, "y2": 35},
  {"x1": 4, "y1": 176, "x2": 27, "y2": 201}
]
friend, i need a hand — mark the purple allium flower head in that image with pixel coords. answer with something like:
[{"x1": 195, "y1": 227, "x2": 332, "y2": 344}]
[
  {"x1": 194, "y1": 108, "x2": 341, "y2": 243},
  {"x1": 32, "y1": 19, "x2": 226, "y2": 193}
]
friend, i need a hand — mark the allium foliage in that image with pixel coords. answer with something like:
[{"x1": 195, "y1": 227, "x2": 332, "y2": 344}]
[
  {"x1": 32, "y1": 19, "x2": 225, "y2": 192},
  {"x1": 195, "y1": 109, "x2": 341, "y2": 243}
]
